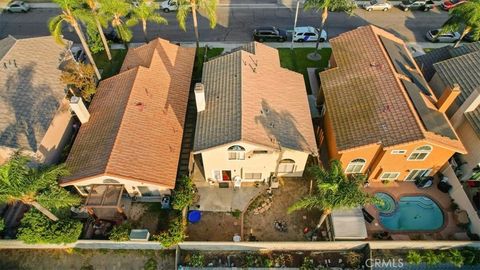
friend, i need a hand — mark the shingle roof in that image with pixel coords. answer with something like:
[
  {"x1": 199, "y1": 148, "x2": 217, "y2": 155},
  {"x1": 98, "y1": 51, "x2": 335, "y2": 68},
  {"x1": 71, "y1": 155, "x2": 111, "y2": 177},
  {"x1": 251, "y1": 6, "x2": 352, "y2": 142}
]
[
  {"x1": 0, "y1": 35, "x2": 69, "y2": 152},
  {"x1": 194, "y1": 42, "x2": 317, "y2": 154},
  {"x1": 320, "y1": 26, "x2": 464, "y2": 153},
  {"x1": 415, "y1": 42, "x2": 480, "y2": 81},
  {"x1": 61, "y1": 39, "x2": 195, "y2": 188}
]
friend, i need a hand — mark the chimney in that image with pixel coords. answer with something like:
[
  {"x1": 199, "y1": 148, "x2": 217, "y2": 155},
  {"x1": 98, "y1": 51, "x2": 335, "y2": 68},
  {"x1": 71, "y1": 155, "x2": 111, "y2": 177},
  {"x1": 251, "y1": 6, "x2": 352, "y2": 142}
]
[
  {"x1": 70, "y1": 96, "x2": 90, "y2": 124},
  {"x1": 194, "y1": 83, "x2": 206, "y2": 112},
  {"x1": 436, "y1": 83, "x2": 460, "y2": 113}
]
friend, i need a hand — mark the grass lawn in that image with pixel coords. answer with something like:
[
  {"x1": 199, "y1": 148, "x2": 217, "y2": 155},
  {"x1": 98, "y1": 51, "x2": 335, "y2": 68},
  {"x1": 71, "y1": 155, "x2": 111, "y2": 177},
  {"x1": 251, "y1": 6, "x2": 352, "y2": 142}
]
[
  {"x1": 93, "y1": 49, "x2": 128, "y2": 79},
  {"x1": 278, "y1": 48, "x2": 332, "y2": 94},
  {"x1": 193, "y1": 47, "x2": 224, "y2": 81}
]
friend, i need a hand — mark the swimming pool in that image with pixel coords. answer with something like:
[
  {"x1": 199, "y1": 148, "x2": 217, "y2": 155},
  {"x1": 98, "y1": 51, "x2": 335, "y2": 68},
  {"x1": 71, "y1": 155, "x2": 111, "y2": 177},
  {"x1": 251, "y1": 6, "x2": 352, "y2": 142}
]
[
  {"x1": 374, "y1": 192, "x2": 396, "y2": 214},
  {"x1": 375, "y1": 194, "x2": 444, "y2": 232}
]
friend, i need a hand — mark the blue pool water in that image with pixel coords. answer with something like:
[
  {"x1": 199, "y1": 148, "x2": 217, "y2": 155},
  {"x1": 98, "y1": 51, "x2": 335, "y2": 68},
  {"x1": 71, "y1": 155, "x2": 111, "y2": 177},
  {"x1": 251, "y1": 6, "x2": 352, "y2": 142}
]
[{"x1": 377, "y1": 195, "x2": 444, "y2": 231}]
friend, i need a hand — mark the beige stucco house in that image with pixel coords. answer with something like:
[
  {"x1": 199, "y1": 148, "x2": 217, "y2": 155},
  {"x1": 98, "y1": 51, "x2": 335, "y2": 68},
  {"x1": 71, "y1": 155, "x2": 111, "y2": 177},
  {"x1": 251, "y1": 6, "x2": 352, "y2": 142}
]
[
  {"x1": 0, "y1": 36, "x2": 75, "y2": 165},
  {"x1": 192, "y1": 42, "x2": 317, "y2": 187},
  {"x1": 60, "y1": 39, "x2": 195, "y2": 199}
]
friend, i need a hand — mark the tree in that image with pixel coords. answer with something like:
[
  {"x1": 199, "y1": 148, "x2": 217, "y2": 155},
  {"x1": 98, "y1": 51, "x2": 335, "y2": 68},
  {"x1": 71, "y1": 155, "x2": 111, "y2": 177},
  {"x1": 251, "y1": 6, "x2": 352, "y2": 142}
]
[
  {"x1": 17, "y1": 209, "x2": 82, "y2": 244},
  {"x1": 0, "y1": 153, "x2": 81, "y2": 221},
  {"x1": 442, "y1": 0, "x2": 480, "y2": 48},
  {"x1": 83, "y1": 0, "x2": 112, "y2": 60},
  {"x1": 176, "y1": 0, "x2": 217, "y2": 48},
  {"x1": 172, "y1": 176, "x2": 195, "y2": 211},
  {"x1": 49, "y1": 0, "x2": 102, "y2": 79},
  {"x1": 303, "y1": 0, "x2": 355, "y2": 57},
  {"x1": 288, "y1": 160, "x2": 375, "y2": 228},
  {"x1": 61, "y1": 61, "x2": 97, "y2": 101},
  {"x1": 126, "y1": 0, "x2": 168, "y2": 43},
  {"x1": 152, "y1": 217, "x2": 185, "y2": 247},
  {"x1": 100, "y1": 0, "x2": 133, "y2": 42}
]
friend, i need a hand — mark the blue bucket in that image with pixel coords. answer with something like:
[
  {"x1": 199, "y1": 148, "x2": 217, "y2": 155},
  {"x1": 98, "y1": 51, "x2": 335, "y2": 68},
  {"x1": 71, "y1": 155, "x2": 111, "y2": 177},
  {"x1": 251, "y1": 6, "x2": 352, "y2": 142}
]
[{"x1": 188, "y1": 210, "x2": 202, "y2": 223}]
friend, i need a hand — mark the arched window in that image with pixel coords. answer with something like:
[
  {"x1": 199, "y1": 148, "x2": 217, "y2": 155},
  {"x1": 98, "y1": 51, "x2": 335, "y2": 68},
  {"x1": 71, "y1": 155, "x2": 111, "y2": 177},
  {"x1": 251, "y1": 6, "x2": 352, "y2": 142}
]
[
  {"x1": 408, "y1": 145, "x2": 432, "y2": 161},
  {"x1": 278, "y1": 159, "x2": 296, "y2": 173},
  {"x1": 345, "y1": 158, "x2": 366, "y2": 174},
  {"x1": 228, "y1": 145, "x2": 245, "y2": 160}
]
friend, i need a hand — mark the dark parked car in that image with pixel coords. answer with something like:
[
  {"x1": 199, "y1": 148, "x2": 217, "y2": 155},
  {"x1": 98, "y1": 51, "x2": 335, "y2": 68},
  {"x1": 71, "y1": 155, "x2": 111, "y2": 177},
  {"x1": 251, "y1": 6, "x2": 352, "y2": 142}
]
[
  {"x1": 463, "y1": 31, "x2": 480, "y2": 42},
  {"x1": 399, "y1": 0, "x2": 435, "y2": 11},
  {"x1": 253, "y1": 27, "x2": 287, "y2": 42}
]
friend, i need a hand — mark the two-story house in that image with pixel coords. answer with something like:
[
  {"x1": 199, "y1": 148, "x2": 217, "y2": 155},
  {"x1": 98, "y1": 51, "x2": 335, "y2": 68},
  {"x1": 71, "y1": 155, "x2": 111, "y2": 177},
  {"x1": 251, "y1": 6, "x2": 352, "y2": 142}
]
[
  {"x1": 192, "y1": 42, "x2": 317, "y2": 187},
  {"x1": 320, "y1": 26, "x2": 466, "y2": 182}
]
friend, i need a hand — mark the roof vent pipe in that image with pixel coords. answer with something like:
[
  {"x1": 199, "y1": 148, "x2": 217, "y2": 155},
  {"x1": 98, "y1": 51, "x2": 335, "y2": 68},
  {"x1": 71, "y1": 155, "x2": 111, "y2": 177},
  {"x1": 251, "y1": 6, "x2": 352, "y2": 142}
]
[
  {"x1": 70, "y1": 96, "x2": 90, "y2": 124},
  {"x1": 194, "y1": 83, "x2": 206, "y2": 112}
]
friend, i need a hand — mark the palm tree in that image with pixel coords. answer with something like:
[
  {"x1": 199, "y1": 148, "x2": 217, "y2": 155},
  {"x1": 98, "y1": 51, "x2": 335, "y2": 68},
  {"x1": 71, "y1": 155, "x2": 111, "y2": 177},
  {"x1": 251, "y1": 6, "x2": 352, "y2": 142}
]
[
  {"x1": 83, "y1": 0, "x2": 112, "y2": 60},
  {"x1": 126, "y1": 0, "x2": 168, "y2": 43},
  {"x1": 100, "y1": 0, "x2": 133, "y2": 42},
  {"x1": 49, "y1": 0, "x2": 102, "y2": 79},
  {"x1": 303, "y1": 0, "x2": 355, "y2": 57},
  {"x1": 442, "y1": 0, "x2": 480, "y2": 48},
  {"x1": 176, "y1": 0, "x2": 217, "y2": 48},
  {"x1": 288, "y1": 160, "x2": 375, "y2": 228},
  {"x1": 0, "y1": 153, "x2": 81, "y2": 222}
]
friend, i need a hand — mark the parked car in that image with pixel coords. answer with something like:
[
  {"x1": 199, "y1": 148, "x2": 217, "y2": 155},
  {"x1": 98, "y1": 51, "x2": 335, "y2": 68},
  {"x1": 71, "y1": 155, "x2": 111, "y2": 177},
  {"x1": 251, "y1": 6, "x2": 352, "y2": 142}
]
[
  {"x1": 426, "y1": 29, "x2": 461, "y2": 43},
  {"x1": 363, "y1": 0, "x2": 393, "y2": 11},
  {"x1": 253, "y1": 27, "x2": 287, "y2": 42},
  {"x1": 161, "y1": 0, "x2": 178, "y2": 12},
  {"x1": 293, "y1": 26, "x2": 328, "y2": 42},
  {"x1": 4, "y1": 1, "x2": 30, "y2": 13},
  {"x1": 441, "y1": 0, "x2": 467, "y2": 11},
  {"x1": 399, "y1": 0, "x2": 436, "y2": 11},
  {"x1": 463, "y1": 31, "x2": 480, "y2": 42}
]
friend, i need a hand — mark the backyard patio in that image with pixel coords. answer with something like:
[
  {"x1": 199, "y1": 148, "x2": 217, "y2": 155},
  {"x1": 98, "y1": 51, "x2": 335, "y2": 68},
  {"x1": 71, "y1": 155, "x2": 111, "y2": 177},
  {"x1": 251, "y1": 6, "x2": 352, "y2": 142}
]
[{"x1": 363, "y1": 177, "x2": 469, "y2": 241}]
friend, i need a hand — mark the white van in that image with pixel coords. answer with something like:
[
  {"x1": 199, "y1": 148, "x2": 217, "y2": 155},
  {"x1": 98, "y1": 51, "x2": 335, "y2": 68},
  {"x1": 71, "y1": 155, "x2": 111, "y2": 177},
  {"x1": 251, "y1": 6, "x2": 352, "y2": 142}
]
[
  {"x1": 293, "y1": 26, "x2": 328, "y2": 42},
  {"x1": 161, "y1": 0, "x2": 178, "y2": 12}
]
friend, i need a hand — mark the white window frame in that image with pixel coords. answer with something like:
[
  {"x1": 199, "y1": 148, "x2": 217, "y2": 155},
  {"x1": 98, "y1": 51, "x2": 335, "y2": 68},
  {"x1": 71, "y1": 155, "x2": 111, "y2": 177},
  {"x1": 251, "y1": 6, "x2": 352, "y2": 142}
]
[
  {"x1": 213, "y1": 170, "x2": 221, "y2": 181},
  {"x1": 405, "y1": 169, "x2": 432, "y2": 181},
  {"x1": 278, "y1": 159, "x2": 296, "y2": 173},
  {"x1": 345, "y1": 158, "x2": 366, "y2": 174},
  {"x1": 228, "y1": 145, "x2": 245, "y2": 160},
  {"x1": 408, "y1": 145, "x2": 432, "y2": 161},
  {"x1": 391, "y1": 150, "x2": 407, "y2": 155},
  {"x1": 244, "y1": 172, "x2": 262, "y2": 180},
  {"x1": 380, "y1": 172, "x2": 400, "y2": 181}
]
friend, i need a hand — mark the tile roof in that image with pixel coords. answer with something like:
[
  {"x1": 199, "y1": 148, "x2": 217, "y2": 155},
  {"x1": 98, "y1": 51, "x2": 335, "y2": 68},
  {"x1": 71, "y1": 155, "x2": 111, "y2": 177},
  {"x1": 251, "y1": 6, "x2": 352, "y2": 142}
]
[
  {"x1": 61, "y1": 39, "x2": 195, "y2": 188},
  {"x1": 320, "y1": 26, "x2": 465, "y2": 153},
  {"x1": 194, "y1": 42, "x2": 317, "y2": 154},
  {"x1": 0, "y1": 35, "x2": 70, "y2": 152}
]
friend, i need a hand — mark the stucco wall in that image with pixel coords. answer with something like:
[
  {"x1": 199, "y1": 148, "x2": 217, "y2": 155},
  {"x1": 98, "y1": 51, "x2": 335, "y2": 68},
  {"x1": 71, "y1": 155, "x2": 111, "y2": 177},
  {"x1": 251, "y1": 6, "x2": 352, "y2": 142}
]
[
  {"x1": 456, "y1": 120, "x2": 480, "y2": 179},
  {"x1": 198, "y1": 141, "x2": 309, "y2": 183}
]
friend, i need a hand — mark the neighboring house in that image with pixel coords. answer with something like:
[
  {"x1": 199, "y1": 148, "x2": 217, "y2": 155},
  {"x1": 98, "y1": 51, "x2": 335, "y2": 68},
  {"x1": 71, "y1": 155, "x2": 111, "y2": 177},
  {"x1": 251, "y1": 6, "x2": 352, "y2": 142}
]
[
  {"x1": 0, "y1": 35, "x2": 75, "y2": 165},
  {"x1": 60, "y1": 39, "x2": 195, "y2": 198},
  {"x1": 416, "y1": 42, "x2": 480, "y2": 234},
  {"x1": 192, "y1": 42, "x2": 317, "y2": 186},
  {"x1": 320, "y1": 25, "x2": 466, "y2": 183}
]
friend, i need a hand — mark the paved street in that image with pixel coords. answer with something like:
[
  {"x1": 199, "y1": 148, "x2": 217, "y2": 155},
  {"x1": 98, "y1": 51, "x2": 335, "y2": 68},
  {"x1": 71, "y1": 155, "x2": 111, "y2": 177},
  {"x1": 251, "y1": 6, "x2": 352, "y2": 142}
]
[{"x1": 0, "y1": 5, "x2": 449, "y2": 43}]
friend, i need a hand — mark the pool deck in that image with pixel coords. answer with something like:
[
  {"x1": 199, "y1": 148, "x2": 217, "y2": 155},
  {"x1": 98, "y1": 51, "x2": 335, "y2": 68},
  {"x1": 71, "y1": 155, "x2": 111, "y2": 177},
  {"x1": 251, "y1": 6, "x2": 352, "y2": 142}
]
[{"x1": 363, "y1": 178, "x2": 468, "y2": 241}]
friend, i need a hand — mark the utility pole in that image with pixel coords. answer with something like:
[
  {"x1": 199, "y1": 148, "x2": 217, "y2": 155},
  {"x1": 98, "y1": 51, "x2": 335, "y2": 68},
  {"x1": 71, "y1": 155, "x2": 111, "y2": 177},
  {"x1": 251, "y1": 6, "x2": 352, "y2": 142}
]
[{"x1": 291, "y1": 0, "x2": 302, "y2": 50}]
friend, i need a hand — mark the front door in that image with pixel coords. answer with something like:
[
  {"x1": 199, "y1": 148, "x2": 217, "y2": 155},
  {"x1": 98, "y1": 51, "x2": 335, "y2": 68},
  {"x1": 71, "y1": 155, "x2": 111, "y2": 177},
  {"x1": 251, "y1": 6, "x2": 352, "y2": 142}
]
[{"x1": 222, "y1": 170, "x2": 232, "y2": 181}]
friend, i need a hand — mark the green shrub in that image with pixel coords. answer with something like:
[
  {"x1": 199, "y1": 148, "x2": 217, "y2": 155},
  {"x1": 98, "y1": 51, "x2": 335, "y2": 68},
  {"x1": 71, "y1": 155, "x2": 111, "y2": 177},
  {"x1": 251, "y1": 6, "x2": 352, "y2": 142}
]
[
  {"x1": 143, "y1": 258, "x2": 157, "y2": 270},
  {"x1": 422, "y1": 250, "x2": 441, "y2": 265},
  {"x1": 108, "y1": 222, "x2": 131, "y2": 241},
  {"x1": 152, "y1": 218, "x2": 185, "y2": 247},
  {"x1": 406, "y1": 250, "x2": 422, "y2": 265},
  {"x1": 446, "y1": 249, "x2": 464, "y2": 268},
  {"x1": 461, "y1": 247, "x2": 480, "y2": 265},
  {"x1": 172, "y1": 176, "x2": 195, "y2": 210},
  {"x1": 0, "y1": 218, "x2": 4, "y2": 232},
  {"x1": 17, "y1": 209, "x2": 82, "y2": 244},
  {"x1": 186, "y1": 253, "x2": 205, "y2": 267},
  {"x1": 300, "y1": 256, "x2": 315, "y2": 270},
  {"x1": 231, "y1": 209, "x2": 242, "y2": 219},
  {"x1": 346, "y1": 252, "x2": 362, "y2": 268}
]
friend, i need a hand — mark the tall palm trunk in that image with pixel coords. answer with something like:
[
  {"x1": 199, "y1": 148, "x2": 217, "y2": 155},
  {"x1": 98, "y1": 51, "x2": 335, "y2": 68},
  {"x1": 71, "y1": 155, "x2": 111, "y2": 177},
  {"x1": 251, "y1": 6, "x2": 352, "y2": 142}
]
[
  {"x1": 72, "y1": 21, "x2": 102, "y2": 79},
  {"x1": 316, "y1": 208, "x2": 331, "y2": 229},
  {"x1": 142, "y1": 19, "x2": 148, "y2": 43},
  {"x1": 455, "y1": 26, "x2": 471, "y2": 48},
  {"x1": 30, "y1": 201, "x2": 59, "y2": 221},
  {"x1": 95, "y1": 17, "x2": 112, "y2": 60},
  {"x1": 314, "y1": 7, "x2": 328, "y2": 54},
  {"x1": 191, "y1": 0, "x2": 200, "y2": 48}
]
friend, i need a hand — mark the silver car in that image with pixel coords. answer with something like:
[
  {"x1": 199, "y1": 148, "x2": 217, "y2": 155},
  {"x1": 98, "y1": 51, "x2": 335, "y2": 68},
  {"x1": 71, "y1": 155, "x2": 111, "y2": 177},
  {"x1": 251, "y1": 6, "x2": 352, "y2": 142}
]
[
  {"x1": 5, "y1": 1, "x2": 30, "y2": 13},
  {"x1": 426, "y1": 29, "x2": 461, "y2": 43},
  {"x1": 363, "y1": 0, "x2": 393, "y2": 11}
]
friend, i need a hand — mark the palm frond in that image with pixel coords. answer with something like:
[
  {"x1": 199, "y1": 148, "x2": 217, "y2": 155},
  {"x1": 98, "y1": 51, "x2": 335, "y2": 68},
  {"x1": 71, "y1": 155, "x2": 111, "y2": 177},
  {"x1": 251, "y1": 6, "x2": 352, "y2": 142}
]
[
  {"x1": 48, "y1": 16, "x2": 66, "y2": 45},
  {"x1": 198, "y1": 0, "x2": 217, "y2": 29},
  {"x1": 176, "y1": 1, "x2": 191, "y2": 31}
]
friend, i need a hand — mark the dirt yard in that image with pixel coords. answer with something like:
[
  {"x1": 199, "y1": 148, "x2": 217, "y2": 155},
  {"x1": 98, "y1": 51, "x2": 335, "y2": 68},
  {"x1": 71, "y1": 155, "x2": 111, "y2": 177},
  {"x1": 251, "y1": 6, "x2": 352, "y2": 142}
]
[
  {"x1": 243, "y1": 177, "x2": 321, "y2": 241},
  {"x1": 187, "y1": 212, "x2": 242, "y2": 241},
  {"x1": 0, "y1": 249, "x2": 175, "y2": 270}
]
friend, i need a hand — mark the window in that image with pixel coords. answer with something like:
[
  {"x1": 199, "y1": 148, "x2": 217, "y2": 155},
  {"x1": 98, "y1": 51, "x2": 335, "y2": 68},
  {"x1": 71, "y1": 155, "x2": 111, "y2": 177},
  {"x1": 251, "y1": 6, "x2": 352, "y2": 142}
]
[
  {"x1": 391, "y1": 150, "x2": 407, "y2": 155},
  {"x1": 213, "y1": 170, "x2": 221, "y2": 181},
  {"x1": 380, "y1": 172, "x2": 400, "y2": 181},
  {"x1": 253, "y1": 150, "x2": 268, "y2": 154},
  {"x1": 408, "y1": 145, "x2": 432, "y2": 161},
  {"x1": 137, "y1": 186, "x2": 160, "y2": 196},
  {"x1": 278, "y1": 159, "x2": 296, "y2": 173},
  {"x1": 345, "y1": 158, "x2": 366, "y2": 174},
  {"x1": 228, "y1": 145, "x2": 245, "y2": 160},
  {"x1": 244, "y1": 173, "x2": 262, "y2": 180},
  {"x1": 76, "y1": 185, "x2": 91, "y2": 195},
  {"x1": 406, "y1": 169, "x2": 431, "y2": 181}
]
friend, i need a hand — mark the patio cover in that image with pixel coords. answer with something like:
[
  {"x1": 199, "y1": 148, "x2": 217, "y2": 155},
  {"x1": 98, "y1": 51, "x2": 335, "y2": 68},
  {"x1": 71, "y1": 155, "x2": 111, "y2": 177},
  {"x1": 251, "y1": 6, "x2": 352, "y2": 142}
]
[{"x1": 331, "y1": 207, "x2": 368, "y2": 240}]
